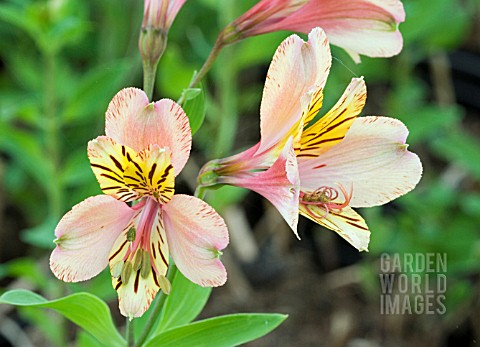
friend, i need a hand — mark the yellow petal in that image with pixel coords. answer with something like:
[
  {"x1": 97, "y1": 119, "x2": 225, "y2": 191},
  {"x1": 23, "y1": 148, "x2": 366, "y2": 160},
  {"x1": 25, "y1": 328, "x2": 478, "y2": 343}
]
[
  {"x1": 124, "y1": 145, "x2": 175, "y2": 204},
  {"x1": 299, "y1": 204, "x2": 370, "y2": 251},
  {"x1": 298, "y1": 77, "x2": 366, "y2": 160},
  {"x1": 88, "y1": 136, "x2": 140, "y2": 202}
]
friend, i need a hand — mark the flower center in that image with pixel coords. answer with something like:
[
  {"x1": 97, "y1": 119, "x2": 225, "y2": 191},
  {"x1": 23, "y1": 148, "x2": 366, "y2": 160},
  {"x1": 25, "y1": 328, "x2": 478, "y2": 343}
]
[
  {"x1": 89, "y1": 137, "x2": 175, "y2": 204},
  {"x1": 110, "y1": 198, "x2": 171, "y2": 295},
  {"x1": 111, "y1": 198, "x2": 158, "y2": 283},
  {"x1": 300, "y1": 184, "x2": 352, "y2": 218}
]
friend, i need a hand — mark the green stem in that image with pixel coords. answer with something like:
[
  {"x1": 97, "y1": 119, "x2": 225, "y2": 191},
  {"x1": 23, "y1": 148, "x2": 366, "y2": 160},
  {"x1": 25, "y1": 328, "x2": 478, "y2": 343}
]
[
  {"x1": 213, "y1": 0, "x2": 237, "y2": 157},
  {"x1": 134, "y1": 265, "x2": 178, "y2": 347},
  {"x1": 214, "y1": 42, "x2": 237, "y2": 157},
  {"x1": 177, "y1": 35, "x2": 226, "y2": 106},
  {"x1": 143, "y1": 60, "x2": 157, "y2": 101},
  {"x1": 194, "y1": 186, "x2": 206, "y2": 200},
  {"x1": 126, "y1": 318, "x2": 135, "y2": 346}
]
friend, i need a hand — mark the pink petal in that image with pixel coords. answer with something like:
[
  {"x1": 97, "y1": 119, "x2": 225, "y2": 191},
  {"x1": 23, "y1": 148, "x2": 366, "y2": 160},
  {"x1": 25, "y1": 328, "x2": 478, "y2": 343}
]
[
  {"x1": 162, "y1": 195, "x2": 229, "y2": 287},
  {"x1": 220, "y1": 138, "x2": 301, "y2": 237},
  {"x1": 166, "y1": 0, "x2": 187, "y2": 28},
  {"x1": 299, "y1": 116, "x2": 422, "y2": 208},
  {"x1": 105, "y1": 88, "x2": 191, "y2": 175},
  {"x1": 299, "y1": 204, "x2": 370, "y2": 251},
  {"x1": 268, "y1": 0, "x2": 405, "y2": 59},
  {"x1": 50, "y1": 195, "x2": 135, "y2": 282},
  {"x1": 258, "y1": 27, "x2": 331, "y2": 154}
]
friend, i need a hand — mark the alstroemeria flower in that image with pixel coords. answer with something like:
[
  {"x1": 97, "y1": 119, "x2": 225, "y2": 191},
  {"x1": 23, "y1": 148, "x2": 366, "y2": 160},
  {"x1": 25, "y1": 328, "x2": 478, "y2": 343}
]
[
  {"x1": 225, "y1": 0, "x2": 405, "y2": 62},
  {"x1": 199, "y1": 28, "x2": 421, "y2": 251},
  {"x1": 142, "y1": 0, "x2": 186, "y2": 31},
  {"x1": 139, "y1": 0, "x2": 186, "y2": 68},
  {"x1": 51, "y1": 88, "x2": 228, "y2": 318}
]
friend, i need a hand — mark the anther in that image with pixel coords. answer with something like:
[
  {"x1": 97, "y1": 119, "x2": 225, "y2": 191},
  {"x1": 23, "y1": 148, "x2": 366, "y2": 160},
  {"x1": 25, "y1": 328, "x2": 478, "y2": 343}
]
[
  {"x1": 111, "y1": 261, "x2": 123, "y2": 278},
  {"x1": 127, "y1": 227, "x2": 136, "y2": 242},
  {"x1": 158, "y1": 275, "x2": 171, "y2": 295},
  {"x1": 132, "y1": 251, "x2": 143, "y2": 271},
  {"x1": 140, "y1": 251, "x2": 151, "y2": 279},
  {"x1": 121, "y1": 261, "x2": 133, "y2": 285}
]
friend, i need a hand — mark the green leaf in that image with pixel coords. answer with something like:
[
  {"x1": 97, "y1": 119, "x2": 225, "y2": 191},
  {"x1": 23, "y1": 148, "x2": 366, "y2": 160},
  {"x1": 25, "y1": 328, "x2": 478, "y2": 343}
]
[
  {"x1": 0, "y1": 123, "x2": 53, "y2": 192},
  {"x1": 183, "y1": 88, "x2": 202, "y2": 101},
  {"x1": 21, "y1": 215, "x2": 57, "y2": 249},
  {"x1": 206, "y1": 185, "x2": 248, "y2": 212},
  {"x1": 0, "y1": 290, "x2": 125, "y2": 347},
  {"x1": 400, "y1": 105, "x2": 462, "y2": 144},
  {"x1": 153, "y1": 270, "x2": 211, "y2": 334},
  {"x1": 62, "y1": 60, "x2": 132, "y2": 124},
  {"x1": 0, "y1": 3, "x2": 40, "y2": 42},
  {"x1": 145, "y1": 313, "x2": 287, "y2": 347},
  {"x1": 182, "y1": 86, "x2": 206, "y2": 136},
  {"x1": 157, "y1": 45, "x2": 197, "y2": 98},
  {"x1": 431, "y1": 129, "x2": 480, "y2": 180}
]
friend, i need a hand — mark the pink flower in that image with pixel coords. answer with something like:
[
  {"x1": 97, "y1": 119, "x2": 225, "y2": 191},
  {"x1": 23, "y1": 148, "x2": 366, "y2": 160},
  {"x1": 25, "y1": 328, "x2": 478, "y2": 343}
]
[
  {"x1": 50, "y1": 88, "x2": 228, "y2": 319},
  {"x1": 139, "y1": 0, "x2": 186, "y2": 66},
  {"x1": 199, "y1": 28, "x2": 422, "y2": 251},
  {"x1": 226, "y1": 0, "x2": 405, "y2": 62},
  {"x1": 142, "y1": 0, "x2": 186, "y2": 31}
]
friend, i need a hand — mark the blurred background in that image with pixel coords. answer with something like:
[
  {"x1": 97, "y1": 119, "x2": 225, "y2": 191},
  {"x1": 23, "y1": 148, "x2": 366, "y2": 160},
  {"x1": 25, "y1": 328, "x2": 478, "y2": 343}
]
[{"x1": 0, "y1": 0, "x2": 479, "y2": 346}]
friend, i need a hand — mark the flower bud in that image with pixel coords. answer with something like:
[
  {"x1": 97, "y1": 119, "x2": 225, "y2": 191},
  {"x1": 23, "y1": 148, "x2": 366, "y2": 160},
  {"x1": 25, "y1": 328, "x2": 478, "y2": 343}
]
[{"x1": 138, "y1": 0, "x2": 186, "y2": 68}]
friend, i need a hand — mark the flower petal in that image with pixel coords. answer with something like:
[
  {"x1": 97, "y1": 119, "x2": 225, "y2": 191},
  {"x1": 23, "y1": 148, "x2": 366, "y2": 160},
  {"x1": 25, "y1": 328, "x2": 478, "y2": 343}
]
[
  {"x1": 258, "y1": 27, "x2": 331, "y2": 153},
  {"x1": 166, "y1": 0, "x2": 187, "y2": 29},
  {"x1": 271, "y1": 0, "x2": 405, "y2": 59},
  {"x1": 109, "y1": 202, "x2": 170, "y2": 318},
  {"x1": 299, "y1": 116, "x2": 423, "y2": 207},
  {"x1": 299, "y1": 204, "x2": 370, "y2": 251},
  {"x1": 124, "y1": 145, "x2": 175, "y2": 204},
  {"x1": 219, "y1": 138, "x2": 300, "y2": 237},
  {"x1": 50, "y1": 195, "x2": 135, "y2": 282},
  {"x1": 88, "y1": 136, "x2": 140, "y2": 202},
  {"x1": 298, "y1": 77, "x2": 366, "y2": 160},
  {"x1": 114, "y1": 265, "x2": 161, "y2": 319},
  {"x1": 105, "y1": 88, "x2": 191, "y2": 175},
  {"x1": 162, "y1": 195, "x2": 229, "y2": 287}
]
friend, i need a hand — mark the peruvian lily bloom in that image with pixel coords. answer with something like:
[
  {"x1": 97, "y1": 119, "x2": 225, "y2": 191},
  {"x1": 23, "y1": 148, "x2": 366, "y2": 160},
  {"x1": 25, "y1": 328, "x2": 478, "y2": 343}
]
[
  {"x1": 139, "y1": 0, "x2": 186, "y2": 68},
  {"x1": 50, "y1": 88, "x2": 228, "y2": 318},
  {"x1": 223, "y1": 0, "x2": 405, "y2": 62},
  {"x1": 198, "y1": 27, "x2": 421, "y2": 251},
  {"x1": 142, "y1": 0, "x2": 186, "y2": 32}
]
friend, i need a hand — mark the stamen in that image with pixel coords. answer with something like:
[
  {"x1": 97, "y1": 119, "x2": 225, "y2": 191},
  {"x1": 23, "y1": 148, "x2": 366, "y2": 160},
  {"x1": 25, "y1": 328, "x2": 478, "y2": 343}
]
[
  {"x1": 121, "y1": 261, "x2": 133, "y2": 285},
  {"x1": 140, "y1": 251, "x2": 151, "y2": 279},
  {"x1": 127, "y1": 227, "x2": 136, "y2": 242},
  {"x1": 300, "y1": 183, "x2": 352, "y2": 219},
  {"x1": 132, "y1": 251, "x2": 143, "y2": 271},
  {"x1": 111, "y1": 261, "x2": 123, "y2": 278},
  {"x1": 158, "y1": 275, "x2": 171, "y2": 295}
]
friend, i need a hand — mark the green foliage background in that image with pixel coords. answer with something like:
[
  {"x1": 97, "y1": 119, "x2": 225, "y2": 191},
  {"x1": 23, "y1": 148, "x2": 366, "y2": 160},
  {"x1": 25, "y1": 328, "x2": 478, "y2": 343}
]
[{"x1": 0, "y1": 0, "x2": 479, "y2": 345}]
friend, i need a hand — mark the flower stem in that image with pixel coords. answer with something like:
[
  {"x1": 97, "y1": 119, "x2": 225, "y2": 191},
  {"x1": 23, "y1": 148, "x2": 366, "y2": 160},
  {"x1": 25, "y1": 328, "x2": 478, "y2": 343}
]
[
  {"x1": 143, "y1": 60, "x2": 157, "y2": 101},
  {"x1": 126, "y1": 318, "x2": 135, "y2": 346},
  {"x1": 177, "y1": 35, "x2": 226, "y2": 106},
  {"x1": 134, "y1": 264, "x2": 178, "y2": 347}
]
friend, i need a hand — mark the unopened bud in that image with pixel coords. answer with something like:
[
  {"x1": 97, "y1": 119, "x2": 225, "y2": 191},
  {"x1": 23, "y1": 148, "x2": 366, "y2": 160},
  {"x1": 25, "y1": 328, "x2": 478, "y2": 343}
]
[{"x1": 139, "y1": 28, "x2": 168, "y2": 68}]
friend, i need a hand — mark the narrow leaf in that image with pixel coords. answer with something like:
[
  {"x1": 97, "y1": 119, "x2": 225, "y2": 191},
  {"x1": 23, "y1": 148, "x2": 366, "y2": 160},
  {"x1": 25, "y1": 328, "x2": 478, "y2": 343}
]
[
  {"x1": 182, "y1": 86, "x2": 206, "y2": 136},
  {"x1": 153, "y1": 270, "x2": 211, "y2": 335},
  {"x1": 0, "y1": 290, "x2": 125, "y2": 347},
  {"x1": 145, "y1": 313, "x2": 287, "y2": 347}
]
